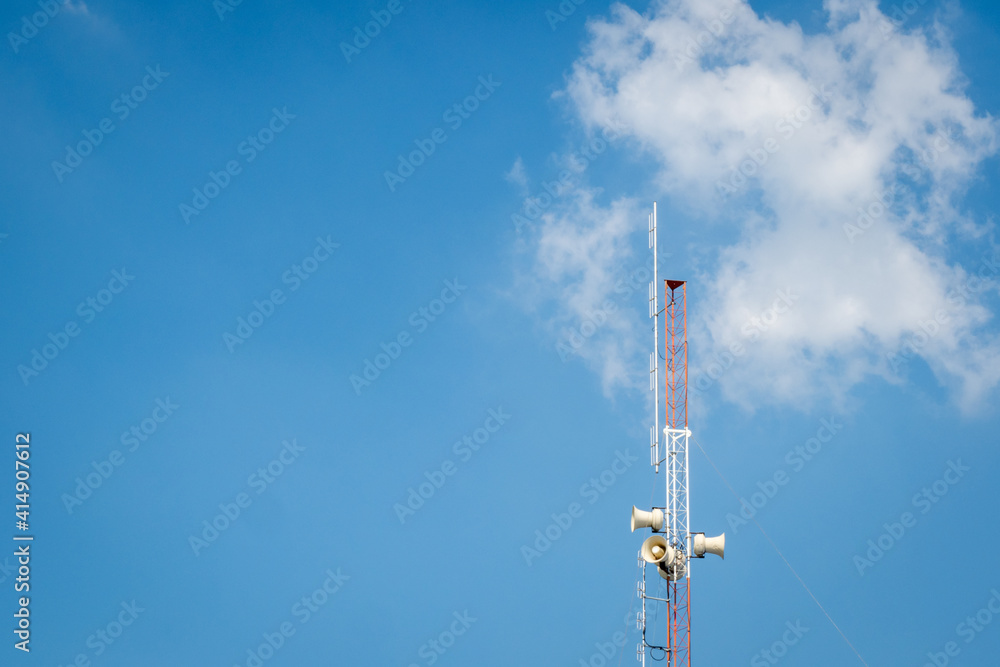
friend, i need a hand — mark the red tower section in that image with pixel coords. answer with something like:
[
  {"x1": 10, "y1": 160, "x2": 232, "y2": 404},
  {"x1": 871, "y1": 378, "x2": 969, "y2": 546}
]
[{"x1": 664, "y1": 279, "x2": 691, "y2": 667}]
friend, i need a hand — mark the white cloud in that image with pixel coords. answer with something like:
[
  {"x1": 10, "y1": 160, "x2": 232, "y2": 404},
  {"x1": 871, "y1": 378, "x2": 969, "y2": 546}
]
[
  {"x1": 515, "y1": 188, "x2": 647, "y2": 396},
  {"x1": 505, "y1": 156, "x2": 530, "y2": 193},
  {"x1": 528, "y1": 0, "x2": 1000, "y2": 412},
  {"x1": 64, "y1": 1, "x2": 90, "y2": 15}
]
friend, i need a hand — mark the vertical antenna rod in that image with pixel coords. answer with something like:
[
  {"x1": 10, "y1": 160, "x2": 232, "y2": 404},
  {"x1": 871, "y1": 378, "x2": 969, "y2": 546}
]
[{"x1": 649, "y1": 203, "x2": 659, "y2": 474}]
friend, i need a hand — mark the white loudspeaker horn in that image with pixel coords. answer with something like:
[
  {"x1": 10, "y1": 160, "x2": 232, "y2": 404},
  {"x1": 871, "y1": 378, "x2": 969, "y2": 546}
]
[
  {"x1": 631, "y1": 506, "x2": 664, "y2": 533},
  {"x1": 657, "y1": 560, "x2": 685, "y2": 581},
  {"x1": 692, "y1": 532, "x2": 725, "y2": 559},
  {"x1": 641, "y1": 536, "x2": 685, "y2": 581},
  {"x1": 640, "y1": 535, "x2": 672, "y2": 564}
]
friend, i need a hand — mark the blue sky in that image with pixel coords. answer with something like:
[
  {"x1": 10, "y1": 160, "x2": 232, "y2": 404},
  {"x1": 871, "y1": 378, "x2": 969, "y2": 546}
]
[{"x1": 2, "y1": 0, "x2": 1000, "y2": 665}]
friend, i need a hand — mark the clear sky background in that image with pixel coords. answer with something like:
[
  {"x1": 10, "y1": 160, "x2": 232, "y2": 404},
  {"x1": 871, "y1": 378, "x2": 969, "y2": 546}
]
[{"x1": 1, "y1": 0, "x2": 999, "y2": 665}]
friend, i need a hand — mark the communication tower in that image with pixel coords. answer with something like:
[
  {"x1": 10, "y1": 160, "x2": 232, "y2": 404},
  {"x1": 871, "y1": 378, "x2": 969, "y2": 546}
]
[{"x1": 631, "y1": 203, "x2": 725, "y2": 666}]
